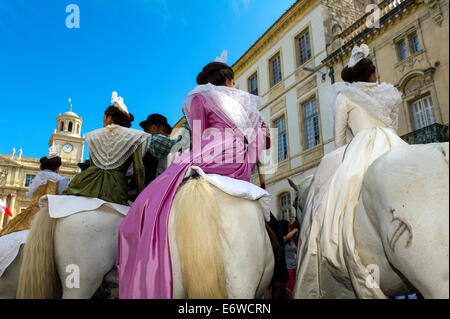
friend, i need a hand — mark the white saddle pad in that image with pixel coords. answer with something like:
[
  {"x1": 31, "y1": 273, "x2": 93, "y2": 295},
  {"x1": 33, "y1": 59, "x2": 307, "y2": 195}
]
[
  {"x1": 187, "y1": 166, "x2": 271, "y2": 221},
  {"x1": 0, "y1": 230, "x2": 29, "y2": 277},
  {"x1": 43, "y1": 195, "x2": 130, "y2": 219}
]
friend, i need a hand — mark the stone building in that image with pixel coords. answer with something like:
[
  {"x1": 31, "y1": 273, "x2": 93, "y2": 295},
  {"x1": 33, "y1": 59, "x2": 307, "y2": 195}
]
[
  {"x1": 323, "y1": 0, "x2": 449, "y2": 144},
  {"x1": 163, "y1": 0, "x2": 448, "y2": 222},
  {"x1": 232, "y1": 0, "x2": 374, "y2": 220},
  {"x1": 0, "y1": 104, "x2": 85, "y2": 228}
]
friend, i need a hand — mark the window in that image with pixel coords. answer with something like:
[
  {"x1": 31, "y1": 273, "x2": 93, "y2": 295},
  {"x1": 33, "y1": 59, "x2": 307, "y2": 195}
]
[
  {"x1": 412, "y1": 95, "x2": 436, "y2": 130},
  {"x1": 410, "y1": 33, "x2": 421, "y2": 53},
  {"x1": 68, "y1": 122, "x2": 73, "y2": 132},
  {"x1": 60, "y1": 122, "x2": 64, "y2": 131},
  {"x1": 269, "y1": 53, "x2": 282, "y2": 87},
  {"x1": 397, "y1": 32, "x2": 422, "y2": 61},
  {"x1": 25, "y1": 174, "x2": 35, "y2": 187},
  {"x1": 296, "y1": 30, "x2": 312, "y2": 66},
  {"x1": 302, "y1": 98, "x2": 320, "y2": 150},
  {"x1": 248, "y1": 73, "x2": 258, "y2": 96},
  {"x1": 279, "y1": 192, "x2": 292, "y2": 221},
  {"x1": 397, "y1": 39, "x2": 408, "y2": 60},
  {"x1": 274, "y1": 117, "x2": 288, "y2": 162}
]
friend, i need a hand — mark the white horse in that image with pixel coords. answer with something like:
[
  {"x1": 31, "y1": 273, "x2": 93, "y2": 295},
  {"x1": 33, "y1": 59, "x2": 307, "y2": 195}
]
[
  {"x1": 289, "y1": 142, "x2": 449, "y2": 299},
  {"x1": 16, "y1": 175, "x2": 274, "y2": 299},
  {"x1": 0, "y1": 245, "x2": 23, "y2": 298}
]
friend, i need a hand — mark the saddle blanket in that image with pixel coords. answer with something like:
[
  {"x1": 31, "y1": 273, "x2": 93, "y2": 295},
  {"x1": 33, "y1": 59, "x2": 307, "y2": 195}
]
[{"x1": 0, "y1": 230, "x2": 29, "y2": 277}]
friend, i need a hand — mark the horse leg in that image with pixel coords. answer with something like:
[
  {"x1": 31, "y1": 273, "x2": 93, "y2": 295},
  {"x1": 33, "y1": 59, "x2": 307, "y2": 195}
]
[
  {"x1": 54, "y1": 207, "x2": 124, "y2": 299},
  {"x1": 0, "y1": 246, "x2": 23, "y2": 299},
  {"x1": 354, "y1": 196, "x2": 415, "y2": 297},
  {"x1": 360, "y1": 143, "x2": 449, "y2": 298}
]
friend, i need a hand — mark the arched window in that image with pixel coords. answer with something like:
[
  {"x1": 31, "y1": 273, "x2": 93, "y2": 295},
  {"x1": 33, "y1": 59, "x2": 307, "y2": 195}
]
[
  {"x1": 279, "y1": 192, "x2": 292, "y2": 221},
  {"x1": 68, "y1": 122, "x2": 73, "y2": 132},
  {"x1": 60, "y1": 121, "x2": 64, "y2": 131}
]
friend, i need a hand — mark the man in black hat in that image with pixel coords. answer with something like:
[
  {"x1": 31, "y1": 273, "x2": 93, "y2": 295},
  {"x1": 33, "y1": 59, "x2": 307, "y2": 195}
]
[
  {"x1": 140, "y1": 114, "x2": 173, "y2": 137},
  {"x1": 139, "y1": 114, "x2": 179, "y2": 187}
]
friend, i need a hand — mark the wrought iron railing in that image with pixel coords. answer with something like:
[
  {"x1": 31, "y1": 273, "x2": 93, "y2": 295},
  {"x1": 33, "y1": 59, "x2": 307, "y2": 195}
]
[{"x1": 400, "y1": 123, "x2": 449, "y2": 144}]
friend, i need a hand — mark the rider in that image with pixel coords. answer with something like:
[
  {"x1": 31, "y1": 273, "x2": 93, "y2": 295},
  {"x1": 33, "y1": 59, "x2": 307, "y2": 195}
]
[
  {"x1": 295, "y1": 44, "x2": 407, "y2": 299},
  {"x1": 16, "y1": 91, "x2": 184, "y2": 298},
  {"x1": 0, "y1": 147, "x2": 69, "y2": 237},
  {"x1": 117, "y1": 58, "x2": 271, "y2": 298},
  {"x1": 139, "y1": 113, "x2": 189, "y2": 186}
]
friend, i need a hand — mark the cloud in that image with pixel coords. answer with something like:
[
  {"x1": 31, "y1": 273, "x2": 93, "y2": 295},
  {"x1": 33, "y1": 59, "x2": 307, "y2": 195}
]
[{"x1": 231, "y1": 0, "x2": 254, "y2": 14}]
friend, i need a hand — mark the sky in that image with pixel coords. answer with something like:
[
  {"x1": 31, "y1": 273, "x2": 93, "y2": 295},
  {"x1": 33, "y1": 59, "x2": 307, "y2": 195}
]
[{"x1": 0, "y1": 0, "x2": 296, "y2": 160}]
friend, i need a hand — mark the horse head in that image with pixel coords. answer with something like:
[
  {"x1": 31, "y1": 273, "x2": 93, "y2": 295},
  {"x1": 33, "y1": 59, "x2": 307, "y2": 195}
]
[{"x1": 288, "y1": 176, "x2": 314, "y2": 226}]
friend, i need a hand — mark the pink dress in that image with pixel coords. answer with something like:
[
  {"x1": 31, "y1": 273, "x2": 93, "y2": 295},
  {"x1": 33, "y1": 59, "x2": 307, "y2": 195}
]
[{"x1": 117, "y1": 92, "x2": 269, "y2": 298}]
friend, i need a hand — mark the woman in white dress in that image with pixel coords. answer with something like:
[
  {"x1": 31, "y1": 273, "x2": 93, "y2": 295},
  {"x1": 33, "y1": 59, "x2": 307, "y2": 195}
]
[{"x1": 294, "y1": 44, "x2": 408, "y2": 299}]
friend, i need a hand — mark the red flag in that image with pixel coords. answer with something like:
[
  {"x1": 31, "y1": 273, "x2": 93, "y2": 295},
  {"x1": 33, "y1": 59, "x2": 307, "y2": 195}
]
[{"x1": 0, "y1": 199, "x2": 12, "y2": 217}]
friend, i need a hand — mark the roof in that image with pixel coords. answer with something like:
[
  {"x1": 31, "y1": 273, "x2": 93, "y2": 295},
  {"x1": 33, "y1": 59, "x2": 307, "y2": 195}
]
[
  {"x1": 62, "y1": 111, "x2": 80, "y2": 117},
  {"x1": 232, "y1": 0, "x2": 301, "y2": 71}
]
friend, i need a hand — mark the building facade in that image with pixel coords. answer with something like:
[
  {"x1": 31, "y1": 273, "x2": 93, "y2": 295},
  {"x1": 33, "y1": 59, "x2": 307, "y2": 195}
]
[
  {"x1": 0, "y1": 106, "x2": 85, "y2": 228},
  {"x1": 232, "y1": 0, "x2": 374, "y2": 221},
  {"x1": 323, "y1": 0, "x2": 449, "y2": 144}
]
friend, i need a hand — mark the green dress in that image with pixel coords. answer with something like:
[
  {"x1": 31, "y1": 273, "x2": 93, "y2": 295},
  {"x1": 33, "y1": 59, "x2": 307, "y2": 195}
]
[{"x1": 63, "y1": 145, "x2": 145, "y2": 206}]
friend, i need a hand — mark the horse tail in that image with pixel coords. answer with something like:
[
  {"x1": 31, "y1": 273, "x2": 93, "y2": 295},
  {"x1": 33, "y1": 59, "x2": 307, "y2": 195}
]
[
  {"x1": 173, "y1": 176, "x2": 228, "y2": 299},
  {"x1": 16, "y1": 205, "x2": 60, "y2": 298}
]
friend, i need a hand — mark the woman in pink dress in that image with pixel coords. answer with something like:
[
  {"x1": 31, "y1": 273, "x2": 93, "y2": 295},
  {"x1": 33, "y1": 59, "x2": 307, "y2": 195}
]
[{"x1": 117, "y1": 60, "x2": 270, "y2": 298}]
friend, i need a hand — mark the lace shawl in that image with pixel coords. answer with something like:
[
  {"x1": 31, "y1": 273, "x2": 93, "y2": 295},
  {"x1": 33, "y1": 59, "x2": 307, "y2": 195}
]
[
  {"x1": 26, "y1": 170, "x2": 70, "y2": 197},
  {"x1": 183, "y1": 83, "x2": 264, "y2": 138},
  {"x1": 86, "y1": 124, "x2": 150, "y2": 170},
  {"x1": 330, "y1": 81, "x2": 402, "y2": 130}
]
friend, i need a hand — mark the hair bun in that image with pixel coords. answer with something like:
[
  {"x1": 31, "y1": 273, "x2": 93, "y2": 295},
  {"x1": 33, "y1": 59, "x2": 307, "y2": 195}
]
[{"x1": 196, "y1": 71, "x2": 208, "y2": 85}]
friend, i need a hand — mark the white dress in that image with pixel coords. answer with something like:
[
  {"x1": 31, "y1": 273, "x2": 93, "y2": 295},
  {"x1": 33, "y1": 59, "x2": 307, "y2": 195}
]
[{"x1": 294, "y1": 81, "x2": 407, "y2": 299}]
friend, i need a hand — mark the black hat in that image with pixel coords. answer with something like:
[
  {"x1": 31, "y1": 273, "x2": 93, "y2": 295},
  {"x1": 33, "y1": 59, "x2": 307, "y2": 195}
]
[
  {"x1": 77, "y1": 159, "x2": 90, "y2": 172},
  {"x1": 139, "y1": 114, "x2": 172, "y2": 135}
]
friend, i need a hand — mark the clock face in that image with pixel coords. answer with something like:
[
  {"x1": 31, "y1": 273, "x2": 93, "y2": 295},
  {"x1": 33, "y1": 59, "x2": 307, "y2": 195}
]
[{"x1": 63, "y1": 143, "x2": 73, "y2": 153}]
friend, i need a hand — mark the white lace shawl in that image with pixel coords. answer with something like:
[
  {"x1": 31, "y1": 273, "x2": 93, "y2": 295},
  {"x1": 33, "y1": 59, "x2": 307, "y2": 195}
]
[
  {"x1": 26, "y1": 170, "x2": 70, "y2": 197},
  {"x1": 330, "y1": 81, "x2": 402, "y2": 130},
  {"x1": 183, "y1": 84, "x2": 264, "y2": 138},
  {"x1": 86, "y1": 124, "x2": 150, "y2": 170}
]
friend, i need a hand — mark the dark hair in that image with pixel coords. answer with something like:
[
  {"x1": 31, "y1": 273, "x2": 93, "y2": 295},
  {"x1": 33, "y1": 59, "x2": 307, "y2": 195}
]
[
  {"x1": 196, "y1": 62, "x2": 234, "y2": 86},
  {"x1": 341, "y1": 58, "x2": 376, "y2": 83},
  {"x1": 104, "y1": 104, "x2": 135, "y2": 128},
  {"x1": 279, "y1": 219, "x2": 290, "y2": 237},
  {"x1": 40, "y1": 156, "x2": 62, "y2": 171}
]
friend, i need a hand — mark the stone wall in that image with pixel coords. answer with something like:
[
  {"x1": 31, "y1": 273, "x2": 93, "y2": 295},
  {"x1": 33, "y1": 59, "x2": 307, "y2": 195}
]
[{"x1": 321, "y1": 0, "x2": 381, "y2": 50}]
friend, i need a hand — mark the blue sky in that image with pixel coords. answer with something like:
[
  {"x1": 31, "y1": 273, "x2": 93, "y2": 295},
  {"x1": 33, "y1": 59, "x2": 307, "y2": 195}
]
[{"x1": 0, "y1": 0, "x2": 295, "y2": 160}]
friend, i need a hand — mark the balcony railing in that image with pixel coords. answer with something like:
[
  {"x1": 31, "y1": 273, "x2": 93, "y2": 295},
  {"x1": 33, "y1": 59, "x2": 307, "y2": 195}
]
[{"x1": 400, "y1": 123, "x2": 449, "y2": 145}]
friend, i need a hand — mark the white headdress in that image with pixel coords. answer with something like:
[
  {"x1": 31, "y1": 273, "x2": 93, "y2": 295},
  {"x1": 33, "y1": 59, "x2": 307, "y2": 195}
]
[
  {"x1": 111, "y1": 91, "x2": 129, "y2": 114},
  {"x1": 46, "y1": 146, "x2": 59, "y2": 159},
  {"x1": 347, "y1": 44, "x2": 370, "y2": 68},
  {"x1": 214, "y1": 50, "x2": 228, "y2": 64}
]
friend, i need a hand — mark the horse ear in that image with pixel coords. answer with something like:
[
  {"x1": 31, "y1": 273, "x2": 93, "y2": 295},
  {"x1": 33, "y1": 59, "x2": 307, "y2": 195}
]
[{"x1": 288, "y1": 178, "x2": 298, "y2": 192}]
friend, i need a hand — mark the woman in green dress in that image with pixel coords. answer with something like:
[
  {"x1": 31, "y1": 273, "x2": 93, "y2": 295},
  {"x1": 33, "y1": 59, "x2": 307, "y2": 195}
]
[{"x1": 16, "y1": 91, "x2": 183, "y2": 298}]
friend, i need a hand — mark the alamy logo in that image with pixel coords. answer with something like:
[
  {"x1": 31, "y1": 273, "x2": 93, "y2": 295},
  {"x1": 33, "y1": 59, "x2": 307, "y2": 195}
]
[
  {"x1": 66, "y1": 4, "x2": 80, "y2": 29},
  {"x1": 65, "y1": 264, "x2": 80, "y2": 289}
]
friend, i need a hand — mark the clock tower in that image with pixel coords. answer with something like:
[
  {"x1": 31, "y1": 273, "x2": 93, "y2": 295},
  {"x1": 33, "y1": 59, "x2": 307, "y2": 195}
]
[{"x1": 49, "y1": 98, "x2": 85, "y2": 164}]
